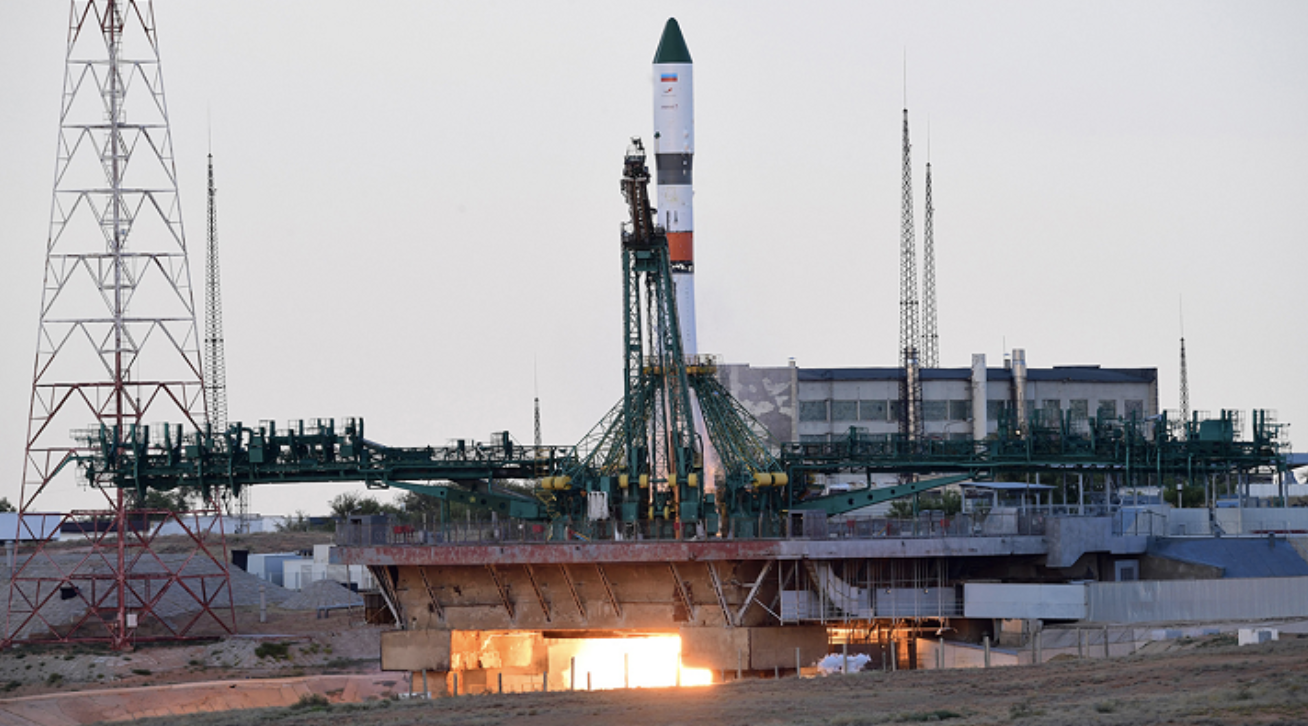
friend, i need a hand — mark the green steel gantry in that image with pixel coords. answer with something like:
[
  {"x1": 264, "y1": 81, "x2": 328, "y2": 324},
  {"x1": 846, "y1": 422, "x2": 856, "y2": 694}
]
[{"x1": 73, "y1": 143, "x2": 1291, "y2": 537}]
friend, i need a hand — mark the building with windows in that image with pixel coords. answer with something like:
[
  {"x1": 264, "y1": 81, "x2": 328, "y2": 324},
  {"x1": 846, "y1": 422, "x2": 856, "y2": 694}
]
[{"x1": 717, "y1": 350, "x2": 1159, "y2": 446}]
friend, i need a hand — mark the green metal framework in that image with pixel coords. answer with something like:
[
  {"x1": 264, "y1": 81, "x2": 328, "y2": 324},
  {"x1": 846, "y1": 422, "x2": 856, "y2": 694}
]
[
  {"x1": 80, "y1": 419, "x2": 567, "y2": 521},
  {"x1": 71, "y1": 142, "x2": 1291, "y2": 538}
]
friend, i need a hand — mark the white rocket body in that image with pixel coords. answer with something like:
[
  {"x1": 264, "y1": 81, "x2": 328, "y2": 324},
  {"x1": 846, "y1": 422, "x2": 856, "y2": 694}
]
[{"x1": 653, "y1": 21, "x2": 697, "y2": 356}]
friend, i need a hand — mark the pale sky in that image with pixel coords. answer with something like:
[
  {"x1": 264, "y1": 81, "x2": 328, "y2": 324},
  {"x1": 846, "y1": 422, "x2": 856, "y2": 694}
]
[{"x1": 1, "y1": 1, "x2": 1305, "y2": 517}]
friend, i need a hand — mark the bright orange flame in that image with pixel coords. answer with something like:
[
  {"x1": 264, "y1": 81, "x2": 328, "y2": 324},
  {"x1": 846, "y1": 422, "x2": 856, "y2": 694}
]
[{"x1": 567, "y1": 636, "x2": 713, "y2": 689}]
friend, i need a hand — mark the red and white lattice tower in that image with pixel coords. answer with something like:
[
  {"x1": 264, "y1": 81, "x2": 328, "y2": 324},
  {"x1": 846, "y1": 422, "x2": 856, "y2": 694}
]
[{"x1": 6, "y1": 0, "x2": 235, "y2": 649}]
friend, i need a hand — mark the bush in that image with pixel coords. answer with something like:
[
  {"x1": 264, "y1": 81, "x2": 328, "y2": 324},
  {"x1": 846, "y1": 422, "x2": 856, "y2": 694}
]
[
  {"x1": 899, "y1": 710, "x2": 962, "y2": 722},
  {"x1": 289, "y1": 693, "x2": 331, "y2": 711},
  {"x1": 45, "y1": 673, "x2": 63, "y2": 687},
  {"x1": 255, "y1": 642, "x2": 292, "y2": 661},
  {"x1": 131, "y1": 669, "x2": 152, "y2": 676}
]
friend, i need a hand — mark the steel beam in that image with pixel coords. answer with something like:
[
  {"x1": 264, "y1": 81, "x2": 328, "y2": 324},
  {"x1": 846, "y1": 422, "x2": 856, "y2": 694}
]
[
  {"x1": 485, "y1": 565, "x2": 515, "y2": 621},
  {"x1": 706, "y1": 562, "x2": 732, "y2": 627},
  {"x1": 417, "y1": 566, "x2": 445, "y2": 623},
  {"x1": 559, "y1": 564, "x2": 587, "y2": 621},
  {"x1": 595, "y1": 564, "x2": 622, "y2": 619},
  {"x1": 734, "y1": 560, "x2": 773, "y2": 626},
  {"x1": 669, "y1": 563, "x2": 695, "y2": 621},
  {"x1": 523, "y1": 564, "x2": 551, "y2": 623}
]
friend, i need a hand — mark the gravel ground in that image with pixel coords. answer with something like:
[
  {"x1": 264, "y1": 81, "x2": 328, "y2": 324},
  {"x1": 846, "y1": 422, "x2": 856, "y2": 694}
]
[{"x1": 76, "y1": 631, "x2": 1308, "y2": 726}]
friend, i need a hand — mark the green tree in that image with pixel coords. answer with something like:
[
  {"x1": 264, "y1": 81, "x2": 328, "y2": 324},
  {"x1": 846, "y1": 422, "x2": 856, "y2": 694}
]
[
  {"x1": 275, "y1": 510, "x2": 311, "y2": 532},
  {"x1": 133, "y1": 488, "x2": 194, "y2": 512},
  {"x1": 888, "y1": 489, "x2": 962, "y2": 518},
  {"x1": 0, "y1": 497, "x2": 14, "y2": 513},
  {"x1": 329, "y1": 492, "x2": 400, "y2": 518}
]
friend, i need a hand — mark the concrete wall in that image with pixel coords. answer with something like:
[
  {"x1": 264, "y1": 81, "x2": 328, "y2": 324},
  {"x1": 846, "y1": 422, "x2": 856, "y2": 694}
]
[
  {"x1": 679, "y1": 625, "x2": 827, "y2": 670},
  {"x1": 1166, "y1": 508, "x2": 1308, "y2": 536},
  {"x1": 388, "y1": 559, "x2": 765, "y2": 632},
  {"x1": 282, "y1": 557, "x2": 374, "y2": 591},
  {"x1": 381, "y1": 629, "x2": 451, "y2": 671},
  {"x1": 1086, "y1": 576, "x2": 1308, "y2": 622},
  {"x1": 964, "y1": 583, "x2": 1087, "y2": 620},
  {"x1": 1046, "y1": 515, "x2": 1148, "y2": 568}
]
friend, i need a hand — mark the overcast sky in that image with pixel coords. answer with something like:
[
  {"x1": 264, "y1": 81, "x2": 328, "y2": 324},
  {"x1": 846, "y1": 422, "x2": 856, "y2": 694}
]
[{"x1": 1, "y1": 1, "x2": 1304, "y2": 517}]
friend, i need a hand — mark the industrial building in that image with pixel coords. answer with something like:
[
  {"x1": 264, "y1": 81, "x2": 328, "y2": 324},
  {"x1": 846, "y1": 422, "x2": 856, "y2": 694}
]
[{"x1": 719, "y1": 350, "x2": 1159, "y2": 447}]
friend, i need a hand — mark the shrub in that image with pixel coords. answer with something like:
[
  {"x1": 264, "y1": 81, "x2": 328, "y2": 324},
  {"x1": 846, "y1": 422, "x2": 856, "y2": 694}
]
[
  {"x1": 255, "y1": 642, "x2": 292, "y2": 661},
  {"x1": 131, "y1": 669, "x2": 152, "y2": 676},
  {"x1": 289, "y1": 693, "x2": 331, "y2": 711},
  {"x1": 899, "y1": 710, "x2": 962, "y2": 722}
]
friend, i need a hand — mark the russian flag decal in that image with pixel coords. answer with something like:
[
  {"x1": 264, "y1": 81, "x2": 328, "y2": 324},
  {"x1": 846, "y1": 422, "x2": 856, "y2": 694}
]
[{"x1": 661, "y1": 73, "x2": 678, "y2": 83}]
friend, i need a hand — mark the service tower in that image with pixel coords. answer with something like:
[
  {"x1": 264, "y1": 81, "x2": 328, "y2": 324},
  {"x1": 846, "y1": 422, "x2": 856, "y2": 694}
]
[{"x1": 653, "y1": 18, "x2": 697, "y2": 354}]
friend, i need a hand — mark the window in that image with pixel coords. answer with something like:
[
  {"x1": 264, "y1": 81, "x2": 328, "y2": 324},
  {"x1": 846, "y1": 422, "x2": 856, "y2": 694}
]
[
  {"x1": 889, "y1": 400, "x2": 902, "y2": 423},
  {"x1": 799, "y1": 401, "x2": 828, "y2": 422},
  {"x1": 1042, "y1": 399, "x2": 1062, "y2": 412},
  {"x1": 1125, "y1": 400, "x2": 1145, "y2": 419},
  {"x1": 860, "y1": 400, "x2": 888, "y2": 422},
  {"x1": 948, "y1": 400, "x2": 972, "y2": 421},
  {"x1": 987, "y1": 400, "x2": 1010, "y2": 422},
  {"x1": 1069, "y1": 399, "x2": 1089, "y2": 420},
  {"x1": 923, "y1": 401, "x2": 948, "y2": 421},
  {"x1": 831, "y1": 401, "x2": 858, "y2": 422},
  {"x1": 799, "y1": 434, "x2": 829, "y2": 444},
  {"x1": 1097, "y1": 400, "x2": 1117, "y2": 419}
]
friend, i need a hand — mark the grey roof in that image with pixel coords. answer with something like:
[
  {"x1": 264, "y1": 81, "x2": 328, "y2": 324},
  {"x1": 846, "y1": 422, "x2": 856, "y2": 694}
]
[
  {"x1": 1148, "y1": 538, "x2": 1308, "y2": 578},
  {"x1": 797, "y1": 366, "x2": 1156, "y2": 384}
]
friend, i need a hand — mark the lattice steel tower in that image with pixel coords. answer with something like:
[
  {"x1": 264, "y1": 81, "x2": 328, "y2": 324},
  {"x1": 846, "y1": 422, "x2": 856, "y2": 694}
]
[
  {"x1": 204, "y1": 152, "x2": 239, "y2": 525},
  {"x1": 7, "y1": 1, "x2": 233, "y2": 649},
  {"x1": 1179, "y1": 338, "x2": 1190, "y2": 441},
  {"x1": 921, "y1": 159, "x2": 939, "y2": 369},
  {"x1": 897, "y1": 109, "x2": 924, "y2": 442}
]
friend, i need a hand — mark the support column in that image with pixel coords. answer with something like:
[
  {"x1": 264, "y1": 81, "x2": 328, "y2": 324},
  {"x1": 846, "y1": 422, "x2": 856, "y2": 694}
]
[{"x1": 971, "y1": 354, "x2": 987, "y2": 443}]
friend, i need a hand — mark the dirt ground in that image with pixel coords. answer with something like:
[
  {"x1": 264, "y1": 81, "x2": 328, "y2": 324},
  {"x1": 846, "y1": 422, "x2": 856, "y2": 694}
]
[
  {"x1": 0, "y1": 606, "x2": 382, "y2": 701},
  {"x1": 1, "y1": 531, "x2": 363, "y2": 700},
  {"x1": 48, "y1": 630, "x2": 1308, "y2": 726}
]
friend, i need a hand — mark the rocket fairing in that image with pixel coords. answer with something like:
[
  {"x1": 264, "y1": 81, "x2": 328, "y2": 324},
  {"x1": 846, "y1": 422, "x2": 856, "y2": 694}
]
[{"x1": 653, "y1": 17, "x2": 698, "y2": 355}]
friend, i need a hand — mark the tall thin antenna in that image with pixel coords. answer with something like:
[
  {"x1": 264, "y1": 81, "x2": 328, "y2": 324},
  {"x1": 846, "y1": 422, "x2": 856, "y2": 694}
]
[
  {"x1": 921, "y1": 144, "x2": 939, "y2": 368},
  {"x1": 898, "y1": 107, "x2": 924, "y2": 443},
  {"x1": 1179, "y1": 298, "x2": 1189, "y2": 440},
  {"x1": 533, "y1": 358, "x2": 543, "y2": 473},
  {"x1": 205, "y1": 152, "x2": 239, "y2": 526}
]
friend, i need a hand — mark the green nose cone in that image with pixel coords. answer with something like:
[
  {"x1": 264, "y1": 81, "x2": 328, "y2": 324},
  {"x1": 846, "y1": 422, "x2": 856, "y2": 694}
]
[{"x1": 654, "y1": 18, "x2": 692, "y2": 64}]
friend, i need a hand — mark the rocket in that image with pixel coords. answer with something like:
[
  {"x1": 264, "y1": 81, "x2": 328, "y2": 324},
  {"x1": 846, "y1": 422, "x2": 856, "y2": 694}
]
[{"x1": 653, "y1": 18, "x2": 697, "y2": 355}]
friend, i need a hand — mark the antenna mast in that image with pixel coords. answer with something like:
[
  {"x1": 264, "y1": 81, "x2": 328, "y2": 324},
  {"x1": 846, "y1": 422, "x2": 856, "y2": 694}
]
[
  {"x1": 1179, "y1": 307, "x2": 1189, "y2": 441},
  {"x1": 898, "y1": 109, "x2": 924, "y2": 443},
  {"x1": 204, "y1": 152, "x2": 238, "y2": 525},
  {"x1": 921, "y1": 157, "x2": 939, "y2": 369}
]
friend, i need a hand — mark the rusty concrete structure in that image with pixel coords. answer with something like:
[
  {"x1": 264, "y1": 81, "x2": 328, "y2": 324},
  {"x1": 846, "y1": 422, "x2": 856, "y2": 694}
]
[{"x1": 338, "y1": 520, "x2": 1109, "y2": 687}]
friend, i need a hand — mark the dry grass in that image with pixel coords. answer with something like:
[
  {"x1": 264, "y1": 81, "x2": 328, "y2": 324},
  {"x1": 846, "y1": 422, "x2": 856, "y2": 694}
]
[{"x1": 86, "y1": 633, "x2": 1308, "y2": 726}]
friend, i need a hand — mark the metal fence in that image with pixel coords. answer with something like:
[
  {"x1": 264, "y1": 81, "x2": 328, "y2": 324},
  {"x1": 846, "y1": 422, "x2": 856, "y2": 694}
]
[{"x1": 823, "y1": 509, "x2": 1047, "y2": 540}]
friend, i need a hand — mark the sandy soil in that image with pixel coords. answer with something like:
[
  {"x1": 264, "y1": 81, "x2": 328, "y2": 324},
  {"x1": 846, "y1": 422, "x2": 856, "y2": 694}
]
[
  {"x1": 49, "y1": 630, "x2": 1308, "y2": 726},
  {"x1": 0, "y1": 607, "x2": 381, "y2": 700}
]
